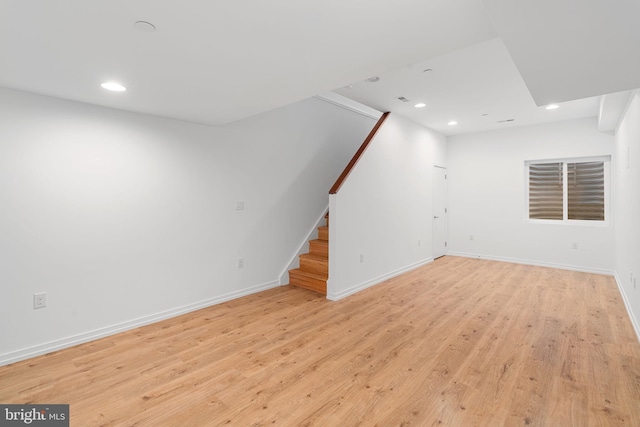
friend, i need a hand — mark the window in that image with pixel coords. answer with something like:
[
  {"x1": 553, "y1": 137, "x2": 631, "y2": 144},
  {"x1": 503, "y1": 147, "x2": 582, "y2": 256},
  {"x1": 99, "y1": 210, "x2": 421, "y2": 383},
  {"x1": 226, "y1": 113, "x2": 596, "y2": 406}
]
[
  {"x1": 526, "y1": 157, "x2": 610, "y2": 224},
  {"x1": 529, "y1": 162, "x2": 564, "y2": 220}
]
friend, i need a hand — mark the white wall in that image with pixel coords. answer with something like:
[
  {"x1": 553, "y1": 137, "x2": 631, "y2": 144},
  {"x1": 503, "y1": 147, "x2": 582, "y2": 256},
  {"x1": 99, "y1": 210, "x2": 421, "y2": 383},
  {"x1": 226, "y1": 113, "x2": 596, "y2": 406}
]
[
  {"x1": 328, "y1": 114, "x2": 446, "y2": 300},
  {"x1": 447, "y1": 118, "x2": 615, "y2": 273},
  {"x1": 0, "y1": 88, "x2": 376, "y2": 365},
  {"x1": 613, "y1": 91, "x2": 640, "y2": 338}
]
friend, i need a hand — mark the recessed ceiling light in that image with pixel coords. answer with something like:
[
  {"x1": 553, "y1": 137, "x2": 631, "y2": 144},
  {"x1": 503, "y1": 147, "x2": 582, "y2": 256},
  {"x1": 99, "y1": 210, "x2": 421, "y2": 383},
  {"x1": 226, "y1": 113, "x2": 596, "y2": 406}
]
[
  {"x1": 134, "y1": 20, "x2": 156, "y2": 32},
  {"x1": 414, "y1": 103, "x2": 426, "y2": 108},
  {"x1": 101, "y1": 82, "x2": 127, "y2": 92},
  {"x1": 545, "y1": 104, "x2": 559, "y2": 110},
  {"x1": 448, "y1": 121, "x2": 458, "y2": 126},
  {"x1": 422, "y1": 69, "x2": 432, "y2": 73},
  {"x1": 365, "y1": 76, "x2": 380, "y2": 83}
]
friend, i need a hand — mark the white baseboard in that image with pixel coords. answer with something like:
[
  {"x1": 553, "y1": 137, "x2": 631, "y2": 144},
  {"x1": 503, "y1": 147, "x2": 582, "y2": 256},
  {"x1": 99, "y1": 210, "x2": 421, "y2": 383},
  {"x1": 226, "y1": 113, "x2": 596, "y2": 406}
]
[
  {"x1": 327, "y1": 258, "x2": 433, "y2": 301},
  {"x1": 0, "y1": 280, "x2": 280, "y2": 367},
  {"x1": 446, "y1": 251, "x2": 614, "y2": 276},
  {"x1": 614, "y1": 272, "x2": 640, "y2": 343}
]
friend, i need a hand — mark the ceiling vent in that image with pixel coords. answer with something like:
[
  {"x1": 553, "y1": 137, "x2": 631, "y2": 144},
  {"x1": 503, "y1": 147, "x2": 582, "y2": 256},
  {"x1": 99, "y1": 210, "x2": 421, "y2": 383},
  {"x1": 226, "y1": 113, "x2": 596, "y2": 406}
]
[
  {"x1": 397, "y1": 96, "x2": 410, "y2": 102},
  {"x1": 497, "y1": 119, "x2": 515, "y2": 123}
]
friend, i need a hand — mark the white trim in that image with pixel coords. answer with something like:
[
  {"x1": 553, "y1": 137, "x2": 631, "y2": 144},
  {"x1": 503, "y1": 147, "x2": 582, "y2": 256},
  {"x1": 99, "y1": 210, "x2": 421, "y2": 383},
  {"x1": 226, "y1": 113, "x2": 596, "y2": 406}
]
[
  {"x1": 563, "y1": 162, "x2": 568, "y2": 220},
  {"x1": 446, "y1": 251, "x2": 614, "y2": 276},
  {"x1": 326, "y1": 195, "x2": 338, "y2": 298},
  {"x1": 524, "y1": 218, "x2": 612, "y2": 228},
  {"x1": 278, "y1": 205, "x2": 329, "y2": 285},
  {"x1": 614, "y1": 272, "x2": 640, "y2": 344},
  {"x1": 615, "y1": 89, "x2": 640, "y2": 134},
  {"x1": 0, "y1": 279, "x2": 280, "y2": 367},
  {"x1": 524, "y1": 155, "x2": 611, "y2": 165},
  {"x1": 432, "y1": 165, "x2": 448, "y2": 259},
  {"x1": 327, "y1": 258, "x2": 433, "y2": 301},
  {"x1": 525, "y1": 156, "x2": 612, "y2": 226},
  {"x1": 598, "y1": 90, "x2": 632, "y2": 133},
  {"x1": 315, "y1": 92, "x2": 382, "y2": 120}
]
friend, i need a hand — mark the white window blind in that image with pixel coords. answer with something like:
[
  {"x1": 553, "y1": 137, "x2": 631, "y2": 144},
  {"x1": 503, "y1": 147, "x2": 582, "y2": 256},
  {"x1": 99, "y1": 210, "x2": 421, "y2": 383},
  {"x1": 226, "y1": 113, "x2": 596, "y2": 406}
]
[
  {"x1": 529, "y1": 162, "x2": 563, "y2": 220},
  {"x1": 567, "y1": 161, "x2": 605, "y2": 221}
]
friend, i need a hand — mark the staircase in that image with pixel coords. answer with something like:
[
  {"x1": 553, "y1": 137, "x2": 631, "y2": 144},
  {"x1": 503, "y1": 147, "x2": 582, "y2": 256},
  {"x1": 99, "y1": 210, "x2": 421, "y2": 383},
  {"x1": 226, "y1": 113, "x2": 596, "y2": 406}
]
[{"x1": 288, "y1": 213, "x2": 328, "y2": 294}]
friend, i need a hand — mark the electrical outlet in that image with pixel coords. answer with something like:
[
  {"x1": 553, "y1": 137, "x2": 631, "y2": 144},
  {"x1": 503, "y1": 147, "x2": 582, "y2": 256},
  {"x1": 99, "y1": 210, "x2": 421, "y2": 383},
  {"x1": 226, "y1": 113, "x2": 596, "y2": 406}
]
[
  {"x1": 235, "y1": 201, "x2": 245, "y2": 211},
  {"x1": 572, "y1": 242, "x2": 578, "y2": 250},
  {"x1": 418, "y1": 239, "x2": 422, "y2": 247},
  {"x1": 359, "y1": 253, "x2": 365, "y2": 263},
  {"x1": 237, "y1": 258, "x2": 244, "y2": 269},
  {"x1": 34, "y1": 293, "x2": 47, "y2": 309}
]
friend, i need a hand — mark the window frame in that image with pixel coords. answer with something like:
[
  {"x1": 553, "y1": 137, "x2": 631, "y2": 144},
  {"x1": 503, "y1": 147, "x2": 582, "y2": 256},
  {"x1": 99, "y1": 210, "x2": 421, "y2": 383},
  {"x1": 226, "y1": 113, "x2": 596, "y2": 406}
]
[{"x1": 525, "y1": 156, "x2": 611, "y2": 226}]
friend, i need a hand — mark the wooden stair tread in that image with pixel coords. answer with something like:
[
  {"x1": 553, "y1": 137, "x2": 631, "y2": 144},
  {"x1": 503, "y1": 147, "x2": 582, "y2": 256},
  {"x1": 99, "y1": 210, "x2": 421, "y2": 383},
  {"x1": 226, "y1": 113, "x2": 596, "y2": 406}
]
[
  {"x1": 289, "y1": 268, "x2": 328, "y2": 280},
  {"x1": 309, "y1": 239, "x2": 328, "y2": 256},
  {"x1": 287, "y1": 211, "x2": 329, "y2": 295},
  {"x1": 317, "y1": 226, "x2": 328, "y2": 241},
  {"x1": 299, "y1": 253, "x2": 328, "y2": 261},
  {"x1": 298, "y1": 252, "x2": 328, "y2": 276},
  {"x1": 289, "y1": 268, "x2": 327, "y2": 295}
]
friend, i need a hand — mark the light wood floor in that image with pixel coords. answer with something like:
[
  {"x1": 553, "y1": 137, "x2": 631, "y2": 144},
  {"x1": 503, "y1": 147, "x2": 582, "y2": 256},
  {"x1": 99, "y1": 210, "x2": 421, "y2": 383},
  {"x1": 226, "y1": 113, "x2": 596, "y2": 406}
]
[{"x1": 1, "y1": 257, "x2": 640, "y2": 426}]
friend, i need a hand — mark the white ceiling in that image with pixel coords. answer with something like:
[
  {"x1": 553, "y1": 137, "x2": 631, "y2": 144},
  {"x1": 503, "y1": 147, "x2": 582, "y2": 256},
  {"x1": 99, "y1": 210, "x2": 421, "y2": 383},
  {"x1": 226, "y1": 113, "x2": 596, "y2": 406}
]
[
  {"x1": 482, "y1": 0, "x2": 640, "y2": 107},
  {"x1": 0, "y1": 0, "x2": 496, "y2": 126},
  {"x1": 1, "y1": 0, "x2": 638, "y2": 133},
  {"x1": 335, "y1": 38, "x2": 601, "y2": 136}
]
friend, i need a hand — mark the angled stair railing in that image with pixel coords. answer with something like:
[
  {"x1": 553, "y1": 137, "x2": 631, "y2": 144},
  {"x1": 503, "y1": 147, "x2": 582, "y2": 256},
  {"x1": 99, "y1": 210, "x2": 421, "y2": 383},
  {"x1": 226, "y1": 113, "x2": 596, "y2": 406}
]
[{"x1": 329, "y1": 111, "x2": 390, "y2": 194}]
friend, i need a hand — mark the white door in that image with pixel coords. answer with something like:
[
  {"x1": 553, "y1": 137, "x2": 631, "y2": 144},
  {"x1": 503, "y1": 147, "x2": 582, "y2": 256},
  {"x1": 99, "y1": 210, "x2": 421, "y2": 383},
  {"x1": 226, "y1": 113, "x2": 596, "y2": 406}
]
[{"x1": 432, "y1": 166, "x2": 448, "y2": 259}]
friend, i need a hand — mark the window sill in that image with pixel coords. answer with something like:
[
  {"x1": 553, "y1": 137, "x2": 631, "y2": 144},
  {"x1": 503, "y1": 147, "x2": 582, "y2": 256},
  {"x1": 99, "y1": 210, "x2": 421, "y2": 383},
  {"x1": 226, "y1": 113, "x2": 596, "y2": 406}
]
[{"x1": 525, "y1": 219, "x2": 611, "y2": 227}]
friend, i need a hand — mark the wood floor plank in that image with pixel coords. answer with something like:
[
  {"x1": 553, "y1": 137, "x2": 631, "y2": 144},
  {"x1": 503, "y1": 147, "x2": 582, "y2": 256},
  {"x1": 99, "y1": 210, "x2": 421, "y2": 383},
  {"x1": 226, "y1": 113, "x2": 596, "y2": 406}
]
[{"x1": 1, "y1": 257, "x2": 639, "y2": 426}]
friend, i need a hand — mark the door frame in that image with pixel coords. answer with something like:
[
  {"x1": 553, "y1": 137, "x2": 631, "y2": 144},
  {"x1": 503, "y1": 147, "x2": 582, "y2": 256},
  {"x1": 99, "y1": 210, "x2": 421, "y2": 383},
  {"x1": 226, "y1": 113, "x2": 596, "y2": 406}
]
[{"x1": 432, "y1": 165, "x2": 448, "y2": 259}]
